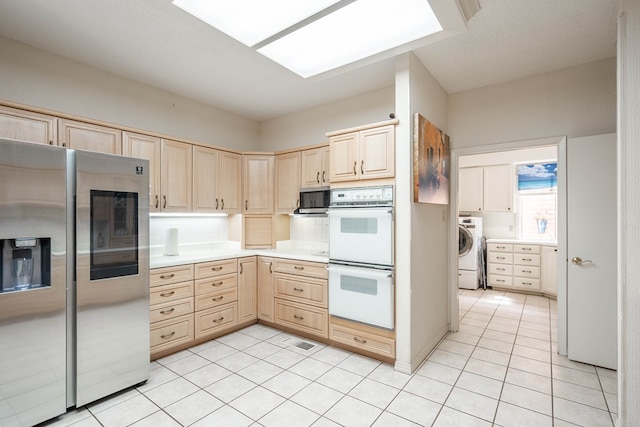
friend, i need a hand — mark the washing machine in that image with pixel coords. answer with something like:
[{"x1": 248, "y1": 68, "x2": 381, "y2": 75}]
[{"x1": 458, "y1": 217, "x2": 483, "y2": 289}]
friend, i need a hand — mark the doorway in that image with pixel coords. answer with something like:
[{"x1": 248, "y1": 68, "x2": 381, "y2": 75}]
[{"x1": 449, "y1": 135, "x2": 567, "y2": 354}]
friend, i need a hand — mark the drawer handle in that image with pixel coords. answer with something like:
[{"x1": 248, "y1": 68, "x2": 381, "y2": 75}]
[
  {"x1": 522, "y1": 282, "x2": 532, "y2": 286},
  {"x1": 211, "y1": 281, "x2": 224, "y2": 287},
  {"x1": 212, "y1": 296, "x2": 224, "y2": 302},
  {"x1": 497, "y1": 279, "x2": 505, "y2": 283},
  {"x1": 497, "y1": 257, "x2": 506, "y2": 260},
  {"x1": 293, "y1": 287, "x2": 304, "y2": 292},
  {"x1": 160, "y1": 331, "x2": 175, "y2": 339},
  {"x1": 497, "y1": 268, "x2": 505, "y2": 271},
  {"x1": 160, "y1": 291, "x2": 175, "y2": 297},
  {"x1": 294, "y1": 266, "x2": 304, "y2": 270},
  {"x1": 523, "y1": 258, "x2": 532, "y2": 262},
  {"x1": 155, "y1": 195, "x2": 159, "y2": 209},
  {"x1": 523, "y1": 270, "x2": 532, "y2": 273},
  {"x1": 163, "y1": 195, "x2": 167, "y2": 209},
  {"x1": 212, "y1": 316, "x2": 225, "y2": 323},
  {"x1": 522, "y1": 248, "x2": 532, "y2": 251},
  {"x1": 160, "y1": 308, "x2": 175, "y2": 315},
  {"x1": 353, "y1": 337, "x2": 367, "y2": 344},
  {"x1": 160, "y1": 274, "x2": 175, "y2": 279},
  {"x1": 294, "y1": 315, "x2": 304, "y2": 320},
  {"x1": 211, "y1": 266, "x2": 223, "y2": 271},
  {"x1": 497, "y1": 246, "x2": 505, "y2": 249}
]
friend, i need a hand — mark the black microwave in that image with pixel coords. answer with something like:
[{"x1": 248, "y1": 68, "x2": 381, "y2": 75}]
[{"x1": 295, "y1": 187, "x2": 330, "y2": 214}]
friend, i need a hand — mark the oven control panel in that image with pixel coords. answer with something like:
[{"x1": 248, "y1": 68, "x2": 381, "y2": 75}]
[{"x1": 330, "y1": 185, "x2": 393, "y2": 206}]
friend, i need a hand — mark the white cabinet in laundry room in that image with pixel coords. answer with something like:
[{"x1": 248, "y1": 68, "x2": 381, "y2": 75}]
[{"x1": 459, "y1": 165, "x2": 513, "y2": 212}]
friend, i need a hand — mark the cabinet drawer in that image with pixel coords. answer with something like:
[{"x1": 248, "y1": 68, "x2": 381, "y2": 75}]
[
  {"x1": 329, "y1": 321, "x2": 395, "y2": 359},
  {"x1": 488, "y1": 263, "x2": 513, "y2": 276},
  {"x1": 195, "y1": 273, "x2": 237, "y2": 294},
  {"x1": 150, "y1": 281, "x2": 194, "y2": 305},
  {"x1": 195, "y1": 258, "x2": 237, "y2": 279},
  {"x1": 514, "y1": 277, "x2": 541, "y2": 291},
  {"x1": 150, "y1": 265, "x2": 194, "y2": 287},
  {"x1": 514, "y1": 254, "x2": 540, "y2": 266},
  {"x1": 274, "y1": 273, "x2": 327, "y2": 308},
  {"x1": 487, "y1": 243, "x2": 513, "y2": 253},
  {"x1": 489, "y1": 252, "x2": 513, "y2": 264},
  {"x1": 274, "y1": 259, "x2": 327, "y2": 279},
  {"x1": 274, "y1": 299, "x2": 328, "y2": 338},
  {"x1": 195, "y1": 288, "x2": 238, "y2": 311},
  {"x1": 195, "y1": 302, "x2": 237, "y2": 338},
  {"x1": 489, "y1": 274, "x2": 513, "y2": 287},
  {"x1": 151, "y1": 313, "x2": 194, "y2": 354},
  {"x1": 514, "y1": 265, "x2": 541, "y2": 278},
  {"x1": 150, "y1": 297, "x2": 194, "y2": 323},
  {"x1": 514, "y1": 244, "x2": 540, "y2": 254}
]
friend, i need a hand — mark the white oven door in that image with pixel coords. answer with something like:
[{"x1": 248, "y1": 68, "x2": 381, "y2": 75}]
[
  {"x1": 328, "y1": 263, "x2": 394, "y2": 329},
  {"x1": 328, "y1": 207, "x2": 393, "y2": 266}
]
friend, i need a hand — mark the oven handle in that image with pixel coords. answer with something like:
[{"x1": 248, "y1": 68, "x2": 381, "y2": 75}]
[
  {"x1": 328, "y1": 208, "x2": 394, "y2": 217},
  {"x1": 328, "y1": 264, "x2": 394, "y2": 279}
]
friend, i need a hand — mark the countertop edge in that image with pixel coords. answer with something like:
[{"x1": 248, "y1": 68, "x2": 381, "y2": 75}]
[{"x1": 150, "y1": 249, "x2": 328, "y2": 269}]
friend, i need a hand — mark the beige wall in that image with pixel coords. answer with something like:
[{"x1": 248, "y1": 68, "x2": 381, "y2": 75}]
[
  {"x1": 394, "y1": 53, "x2": 450, "y2": 373},
  {"x1": 259, "y1": 86, "x2": 395, "y2": 151},
  {"x1": 448, "y1": 57, "x2": 616, "y2": 149},
  {"x1": 618, "y1": 0, "x2": 640, "y2": 422},
  {"x1": 0, "y1": 37, "x2": 260, "y2": 151}
]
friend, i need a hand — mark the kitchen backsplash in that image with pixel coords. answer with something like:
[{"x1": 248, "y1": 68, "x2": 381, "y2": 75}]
[
  {"x1": 477, "y1": 212, "x2": 517, "y2": 239},
  {"x1": 150, "y1": 215, "x2": 228, "y2": 249},
  {"x1": 290, "y1": 216, "x2": 328, "y2": 243}
]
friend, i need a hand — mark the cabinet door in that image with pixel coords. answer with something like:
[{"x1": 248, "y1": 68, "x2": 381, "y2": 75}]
[
  {"x1": 161, "y1": 139, "x2": 192, "y2": 212},
  {"x1": 541, "y1": 245, "x2": 558, "y2": 296},
  {"x1": 59, "y1": 119, "x2": 122, "y2": 154},
  {"x1": 329, "y1": 132, "x2": 359, "y2": 182},
  {"x1": 242, "y1": 155, "x2": 274, "y2": 213},
  {"x1": 0, "y1": 105, "x2": 57, "y2": 145},
  {"x1": 257, "y1": 257, "x2": 274, "y2": 322},
  {"x1": 238, "y1": 257, "x2": 257, "y2": 323},
  {"x1": 123, "y1": 131, "x2": 161, "y2": 212},
  {"x1": 301, "y1": 148, "x2": 323, "y2": 188},
  {"x1": 483, "y1": 164, "x2": 513, "y2": 212},
  {"x1": 359, "y1": 125, "x2": 395, "y2": 179},
  {"x1": 218, "y1": 151, "x2": 241, "y2": 214},
  {"x1": 458, "y1": 167, "x2": 483, "y2": 212},
  {"x1": 320, "y1": 146, "x2": 330, "y2": 185},
  {"x1": 193, "y1": 145, "x2": 219, "y2": 213},
  {"x1": 275, "y1": 151, "x2": 301, "y2": 214}
]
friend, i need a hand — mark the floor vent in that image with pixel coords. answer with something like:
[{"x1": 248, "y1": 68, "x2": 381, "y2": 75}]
[{"x1": 281, "y1": 337, "x2": 317, "y2": 351}]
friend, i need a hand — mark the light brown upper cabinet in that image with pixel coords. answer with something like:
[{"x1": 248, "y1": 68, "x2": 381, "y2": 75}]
[
  {"x1": 328, "y1": 122, "x2": 395, "y2": 183},
  {"x1": 242, "y1": 154, "x2": 274, "y2": 214},
  {"x1": 275, "y1": 151, "x2": 301, "y2": 214},
  {"x1": 301, "y1": 146, "x2": 330, "y2": 188},
  {"x1": 161, "y1": 139, "x2": 192, "y2": 212},
  {"x1": 59, "y1": 119, "x2": 122, "y2": 154},
  {"x1": 123, "y1": 131, "x2": 162, "y2": 212},
  {"x1": 193, "y1": 146, "x2": 241, "y2": 214},
  {"x1": 0, "y1": 105, "x2": 58, "y2": 146}
]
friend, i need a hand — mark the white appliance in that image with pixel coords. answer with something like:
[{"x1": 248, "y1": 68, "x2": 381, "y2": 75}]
[
  {"x1": 458, "y1": 217, "x2": 483, "y2": 290},
  {"x1": 328, "y1": 186, "x2": 394, "y2": 329}
]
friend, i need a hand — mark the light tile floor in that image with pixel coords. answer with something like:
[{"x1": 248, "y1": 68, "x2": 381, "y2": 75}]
[{"x1": 42, "y1": 289, "x2": 618, "y2": 427}]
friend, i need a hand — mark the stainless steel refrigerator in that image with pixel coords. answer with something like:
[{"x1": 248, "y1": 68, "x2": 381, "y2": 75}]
[{"x1": 0, "y1": 138, "x2": 150, "y2": 426}]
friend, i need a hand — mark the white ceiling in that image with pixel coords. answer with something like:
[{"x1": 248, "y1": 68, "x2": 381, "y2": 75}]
[{"x1": 0, "y1": 0, "x2": 617, "y2": 122}]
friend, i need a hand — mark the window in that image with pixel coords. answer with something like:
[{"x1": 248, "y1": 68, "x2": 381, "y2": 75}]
[{"x1": 517, "y1": 163, "x2": 557, "y2": 240}]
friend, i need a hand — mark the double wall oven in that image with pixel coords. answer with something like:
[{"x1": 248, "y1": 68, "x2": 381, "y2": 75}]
[{"x1": 328, "y1": 185, "x2": 394, "y2": 329}]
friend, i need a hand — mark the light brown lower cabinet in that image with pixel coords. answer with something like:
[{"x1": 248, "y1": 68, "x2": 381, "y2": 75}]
[
  {"x1": 150, "y1": 313, "x2": 194, "y2": 355},
  {"x1": 275, "y1": 299, "x2": 328, "y2": 338},
  {"x1": 238, "y1": 257, "x2": 258, "y2": 323},
  {"x1": 257, "y1": 257, "x2": 275, "y2": 322},
  {"x1": 329, "y1": 316, "x2": 396, "y2": 359},
  {"x1": 195, "y1": 302, "x2": 238, "y2": 338}
]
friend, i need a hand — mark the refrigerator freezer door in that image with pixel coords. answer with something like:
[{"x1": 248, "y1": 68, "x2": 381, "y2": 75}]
[
  {"x1": 75, "y1": 150, "x2": 150, "y2": 406},
  {"x1": 0, "y1": 139, "x2": 67, "y2": 426}
]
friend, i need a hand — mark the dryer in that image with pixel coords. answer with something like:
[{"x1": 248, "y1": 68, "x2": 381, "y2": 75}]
[{"x1": 458, "y1": 217, "x2": 483, "y2": 289}]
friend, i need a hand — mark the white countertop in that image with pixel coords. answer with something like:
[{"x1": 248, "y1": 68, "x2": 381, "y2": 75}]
[
  {"x1": 486, "y1": 238, "x2": 557, "y2": 246},
  {"x1": 150, "y1": 240, "x2": 329, "y2": 269}
]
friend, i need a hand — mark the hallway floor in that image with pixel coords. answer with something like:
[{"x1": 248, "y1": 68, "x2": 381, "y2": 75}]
[{"x1": 42, "y1": 289, "x2": 617, "y2": 426}]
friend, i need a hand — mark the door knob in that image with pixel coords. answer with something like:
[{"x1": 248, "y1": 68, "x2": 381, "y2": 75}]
[{"x1": 571, "y1": 256, "x2": 593, "y2": 265}]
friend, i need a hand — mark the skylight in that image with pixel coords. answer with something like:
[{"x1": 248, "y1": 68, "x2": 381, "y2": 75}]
[{"x1": 172, "y1": 0, "x2": 443, "y2": 78}]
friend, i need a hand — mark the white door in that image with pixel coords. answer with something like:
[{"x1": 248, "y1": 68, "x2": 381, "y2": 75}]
[{"x1": 567, "y1": 133, "x2": 617, "y2": 369}]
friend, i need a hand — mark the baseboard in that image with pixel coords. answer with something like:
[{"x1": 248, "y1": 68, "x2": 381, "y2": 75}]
[{"x1": 394, "y1": 324, "x2": 449, "y2": 374}]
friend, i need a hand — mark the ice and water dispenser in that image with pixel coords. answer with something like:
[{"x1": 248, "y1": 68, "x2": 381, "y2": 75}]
[{"x1": 0, "y1": 237, "x2": 51, "y2": 292}]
